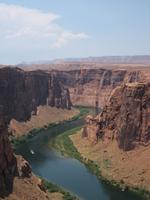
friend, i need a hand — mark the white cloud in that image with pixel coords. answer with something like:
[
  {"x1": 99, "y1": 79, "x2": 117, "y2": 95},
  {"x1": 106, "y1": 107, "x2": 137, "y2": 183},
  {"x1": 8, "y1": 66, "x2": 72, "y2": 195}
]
[
  {"x1": 0, "y1": 3, "x2": 59, "y2": 38},
  {"x1": 52, "y1": 32, "x2": 89, "y2": 48},
  {"x1": 0, "y1": 3, "x2": 89, "y2": 48}
]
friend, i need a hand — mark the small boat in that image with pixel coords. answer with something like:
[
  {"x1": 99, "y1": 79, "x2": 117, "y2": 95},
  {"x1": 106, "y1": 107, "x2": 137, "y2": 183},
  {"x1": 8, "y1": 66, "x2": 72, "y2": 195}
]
[{"x1": 30, "y1": 149, "x2": 35, "y2": 154}]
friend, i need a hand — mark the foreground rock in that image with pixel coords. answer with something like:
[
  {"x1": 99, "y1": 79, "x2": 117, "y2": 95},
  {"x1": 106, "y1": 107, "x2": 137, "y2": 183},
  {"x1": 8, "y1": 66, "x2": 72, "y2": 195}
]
[
  {"x1": 0, "y1": 67, "x2": 71, "y2": 198},
  {"x1": 3, "y1": 176, "x2": 49, "y2": 200}
]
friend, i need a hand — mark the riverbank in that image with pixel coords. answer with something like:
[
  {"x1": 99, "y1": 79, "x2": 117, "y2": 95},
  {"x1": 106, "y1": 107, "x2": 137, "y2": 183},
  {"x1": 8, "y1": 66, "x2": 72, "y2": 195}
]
[
  {"x1": 10, "y1": 106, "x2": 90, "y2": 150},
  {"x1": 9, "y1": 106, "x2": 79, "y2": 137},
  {"x1": 41, "y1": 178, "x2": 79, "y2": 200},
  {"x1": 70, "y1": 131, "x2": 150, "y2": 200},
  {"x1": 10, "y1": 106, "x2": 91, "y2": 200},
  {"x1": 51, "y1": 123, "x2": 149, "y2": 200},
  {"x1": 50, "y1": 126, "x2": 100, "y2": 177}
]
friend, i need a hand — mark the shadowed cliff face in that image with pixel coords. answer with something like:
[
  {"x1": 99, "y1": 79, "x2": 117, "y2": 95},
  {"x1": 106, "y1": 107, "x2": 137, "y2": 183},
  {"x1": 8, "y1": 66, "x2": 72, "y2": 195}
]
[
  {"x1": 0, "y1": 110, "x2": 17, "y2": 196},
  {"x1": 0, "y1": 68, "x2": 71, "y2": 122},
  {"x1": 0, "y1": 67, "x2": 71, "y2": 197},
  {"x1": 55, "y1": 69, "x2": 141, "y2": 108},
  {"x1": 83, "y1": 83, "x2": 150, "y2": 151}
]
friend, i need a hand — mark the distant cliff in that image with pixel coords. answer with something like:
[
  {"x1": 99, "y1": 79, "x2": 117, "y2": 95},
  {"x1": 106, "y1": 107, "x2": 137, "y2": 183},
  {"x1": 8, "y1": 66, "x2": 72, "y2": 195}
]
[
  {"x1": 0, "y1": 67, "x2": 71, "y2": 197},
  {"x1": 11, "y1": 63, "x2": 150, "y2": 108},
  {"x1": 55, "y1": 68, "x2": 142, "y2": 108}
]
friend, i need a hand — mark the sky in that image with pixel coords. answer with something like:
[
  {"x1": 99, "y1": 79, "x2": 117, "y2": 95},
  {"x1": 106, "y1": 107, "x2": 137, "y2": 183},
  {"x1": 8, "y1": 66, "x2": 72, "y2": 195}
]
[{"x1": 0, "y1": 0, "x2": 150, "y2": 64}]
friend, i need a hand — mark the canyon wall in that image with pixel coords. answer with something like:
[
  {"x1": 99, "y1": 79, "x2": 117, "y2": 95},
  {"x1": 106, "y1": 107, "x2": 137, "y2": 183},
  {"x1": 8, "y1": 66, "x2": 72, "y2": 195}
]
[
  {"x1": 0, "y1": 68, "x2": 71, "y2": 122},
  {"x1": 55, "y1": 68, "x2": 143, "y2": 108},
  {"x1": 83, "y1": 82, "x2": 150, "y2": 150},
  {"x1": 21, "y1": 63, "x2": 150, "y2": 108},
  {"x1": 0, "y1": 67, "x2": 71, "y2": 197}
]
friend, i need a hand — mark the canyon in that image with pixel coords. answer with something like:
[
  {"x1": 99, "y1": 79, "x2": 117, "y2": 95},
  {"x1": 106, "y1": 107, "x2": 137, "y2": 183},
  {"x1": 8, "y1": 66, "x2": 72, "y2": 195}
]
[{"x1": 1, "y1": 64, "x2": 150, "y2": 199}]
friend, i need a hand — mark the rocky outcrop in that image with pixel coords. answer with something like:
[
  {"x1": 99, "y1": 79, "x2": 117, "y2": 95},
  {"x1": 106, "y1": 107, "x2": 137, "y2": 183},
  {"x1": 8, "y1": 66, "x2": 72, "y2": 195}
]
[
  {"x1": 83, "y1": 83, "x2": 150, "y2": 151},
  {"x1": 16, "y1": 156, "x2": 32, "y2": 178},
  {"x1": 0, "y1": 107, "x2": 17, "y2": 197},
  {"x1": 46, "y1": 73, "x2": 71, "y2": 109},
  {"x1": 0, "y1": 67, "x2": 71, "y2": 197}
]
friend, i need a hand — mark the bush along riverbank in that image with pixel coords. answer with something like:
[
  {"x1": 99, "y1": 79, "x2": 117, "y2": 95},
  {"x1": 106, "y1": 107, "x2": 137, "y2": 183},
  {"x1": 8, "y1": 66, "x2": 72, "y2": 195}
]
[
  {"x1": 51, "y1": 127, "x2": 149, "y2": 200},
  {"x1": 50, "y1": 126, "x2": 100, "y2": 178},
  {"x1": 10, "y1": 106, "x2": 91, "y2": 150},
  {"x1": 100, "y1": 176, "x2": 150, "y2": 200},
  {"x1": 41, "y1": 178, "x2": 79, "y2": 200}
]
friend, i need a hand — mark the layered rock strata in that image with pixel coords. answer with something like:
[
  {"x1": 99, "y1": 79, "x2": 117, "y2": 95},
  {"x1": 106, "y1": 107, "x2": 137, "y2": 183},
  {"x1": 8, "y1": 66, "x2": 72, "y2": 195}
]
[
  {"x1": 55, "y1": 68, "x2": 142, "y2": 108},
  {"x1": 82, "y1": 83, "x2": 150, "y2": 150}
]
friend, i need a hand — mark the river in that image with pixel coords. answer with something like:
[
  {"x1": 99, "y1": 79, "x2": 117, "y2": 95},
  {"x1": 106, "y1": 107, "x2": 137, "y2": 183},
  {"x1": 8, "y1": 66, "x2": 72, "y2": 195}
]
[{"x1": 15, "y1": 108, "x2": 144, "y2": 200}]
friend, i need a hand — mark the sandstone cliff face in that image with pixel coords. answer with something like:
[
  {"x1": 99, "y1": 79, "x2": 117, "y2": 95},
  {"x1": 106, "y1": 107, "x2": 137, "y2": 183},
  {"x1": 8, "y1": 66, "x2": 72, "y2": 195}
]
[
  {"x1": 55, "y1": 69, "x2": 141, "y2": 108},
  {"x1": 0, "y1": 67, "x2": 71, "y2": 197},
  {"x1": 0, "y1": 68, "x2": 71, "y2": 122},
  {"x1": 46, "y1": 72, "x2": 71, "y2": 109},
  {"x1": 0, "y1": 114, "x2": 17, "y2": 196},
  {"x1": 83, "y1": 83, "x2": 150, "y2": 151}
]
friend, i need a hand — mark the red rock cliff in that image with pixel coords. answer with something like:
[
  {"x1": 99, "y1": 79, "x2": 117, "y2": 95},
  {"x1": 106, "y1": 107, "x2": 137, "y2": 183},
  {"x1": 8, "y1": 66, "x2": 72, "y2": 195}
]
[
  {"x1": 55, "y1": 69, "x2": 141, "y2": 108},
  {"x1": 0, "y1": 67, "x2": 71, "y2": 197},
  {"x1": 83, "y1": 82, "x2": 150, "y2": 151}
]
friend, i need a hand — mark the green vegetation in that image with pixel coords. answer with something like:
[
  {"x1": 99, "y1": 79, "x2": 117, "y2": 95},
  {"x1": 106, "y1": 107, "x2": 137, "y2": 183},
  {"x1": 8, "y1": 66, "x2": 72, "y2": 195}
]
[
  {"x1": 75, "y1": 105, "x2": 95, "y2": 117},
  {"x1": 101, "y1": 178, "x2": 149, "y2": 200},
  {"x1": 84, "y1": 159, "x2": 100, "y2": 177},
  {"x1": 10, "y1": 127, "x2": 46, "y2": 150},
  {"x1": 41, "y1": 178, "x2": 79, "y2": 200},
  {"x1": 51, "y1": 126, "x2": 82, "y2": 158},
  {"x1": 51, "y1": 126, "x2": 100, "y2": 177},
  {"x1": 131, "y1": 188, "x2": 150, "y2": 200},
  {"x1": 10, "y1": 106, "x2": 91, "y2": 150}
]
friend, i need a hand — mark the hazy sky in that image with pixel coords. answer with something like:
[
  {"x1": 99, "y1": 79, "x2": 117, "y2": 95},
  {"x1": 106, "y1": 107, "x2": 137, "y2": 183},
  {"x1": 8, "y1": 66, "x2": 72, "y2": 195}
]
[{"x1": 0, "y1": 0, "x2": 150, "y2": 64}]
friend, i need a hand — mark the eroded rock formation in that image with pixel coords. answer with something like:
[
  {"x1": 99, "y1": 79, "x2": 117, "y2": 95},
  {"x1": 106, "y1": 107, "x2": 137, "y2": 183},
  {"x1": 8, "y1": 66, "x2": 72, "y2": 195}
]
[
  {"x1": 83, "y1": 82, "x2": 150, "y2": 151},
  {"x1": 0, "y1": 67, "x2": 71, "y2": 197},
  {"x1": 55, "y1": 68, "x2": 142, "y2": 108},
  {"x1": 46, "y1": 73, "x2": 71, "y2": 109}
]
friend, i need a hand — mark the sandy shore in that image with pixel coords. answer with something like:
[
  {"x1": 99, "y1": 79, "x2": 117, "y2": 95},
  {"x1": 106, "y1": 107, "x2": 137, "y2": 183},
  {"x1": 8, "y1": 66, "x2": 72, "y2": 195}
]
[{"x1": 10, "y1": 106, "x2": 79, "y2": 137}]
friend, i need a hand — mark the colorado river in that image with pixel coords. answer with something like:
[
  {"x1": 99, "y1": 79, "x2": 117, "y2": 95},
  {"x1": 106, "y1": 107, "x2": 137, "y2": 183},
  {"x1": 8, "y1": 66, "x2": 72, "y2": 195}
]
[{"x1": 15, "y1": 108, "x2": 144, "y2": 200}]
